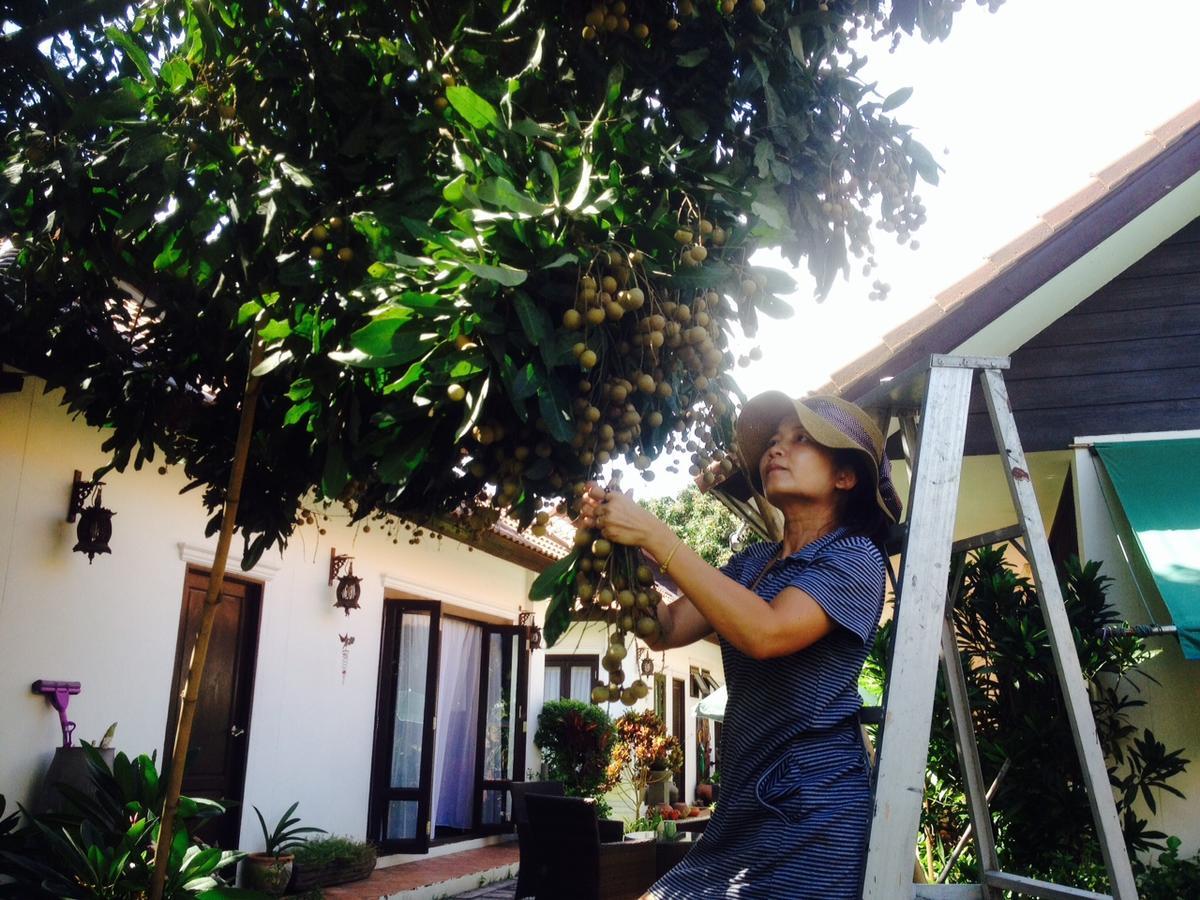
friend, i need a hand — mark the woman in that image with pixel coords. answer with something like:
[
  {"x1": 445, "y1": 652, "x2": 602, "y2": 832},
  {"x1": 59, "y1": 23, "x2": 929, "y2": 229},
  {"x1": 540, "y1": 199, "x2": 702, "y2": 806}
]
[{"x1": 578, "y1": 392, "x2": 902, "y2": 899}]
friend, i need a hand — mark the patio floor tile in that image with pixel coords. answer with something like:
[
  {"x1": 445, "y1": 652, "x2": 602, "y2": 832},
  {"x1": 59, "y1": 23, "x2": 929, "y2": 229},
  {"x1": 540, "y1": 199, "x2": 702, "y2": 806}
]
[{"x1": 321, "y1": 843, "x2": 518, "y2": 900}]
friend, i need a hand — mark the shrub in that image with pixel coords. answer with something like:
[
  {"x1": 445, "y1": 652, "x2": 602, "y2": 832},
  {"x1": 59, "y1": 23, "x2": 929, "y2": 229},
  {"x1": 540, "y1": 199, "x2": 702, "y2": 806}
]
[
  {"x1": 0, "y1": 745, "x2": 240, "y2": 898},
  {"x1": 534, "y1": 699, "x2": 617, "y2": 814},
  {"x1": 1137, "y1": 836, "x2": 1200, "y2": 899},
  {"x1": 292, "y1": 834, "x2": 376, "y2": 868}
]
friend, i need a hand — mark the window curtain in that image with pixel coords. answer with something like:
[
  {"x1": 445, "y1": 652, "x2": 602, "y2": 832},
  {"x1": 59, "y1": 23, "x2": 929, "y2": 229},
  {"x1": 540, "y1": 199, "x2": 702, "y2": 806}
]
[
  {"x1": 387, "y1": 612, "x2": 431, "y2": 841},
  {"x1": 569, "y1": 665, "x2": 592, "y2": 702},
  {"x1": 543, "y1": 666, "x2": 561, "y2": 703},
  {"x1": 482, "y1": 633, "x2": 505, "y2": 780},
  {"x1": 432, "y1": 618, "x2": 482, "y2": 830},
  {"x1": 391, "y1": 613, "x2": 431, "y2": 790}
]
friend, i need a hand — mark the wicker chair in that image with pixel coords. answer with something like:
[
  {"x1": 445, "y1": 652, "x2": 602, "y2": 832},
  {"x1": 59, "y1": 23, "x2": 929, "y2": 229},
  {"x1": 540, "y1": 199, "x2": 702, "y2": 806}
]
[
  {"x1": 510, "y1": 781, "x2": 565, "y2": 900},
  {"x1": 520, "y1": 794, "x2": 657, "y2": 900}
]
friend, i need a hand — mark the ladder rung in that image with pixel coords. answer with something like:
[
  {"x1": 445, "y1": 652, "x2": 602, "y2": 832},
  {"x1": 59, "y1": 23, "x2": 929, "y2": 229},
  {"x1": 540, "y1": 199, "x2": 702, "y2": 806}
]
[
  {"x1": 860, "y1": 705, "x2": 884, "y2": 726},
  {"x1": 913, "y1": 886, "x2": 984, "y2": 899},
  {"x1": 950, "y1": 524, "x2": 1025, "y2": 556},
  {"x1": 984, "y1": 870, "x2": 1112, "y2": 900}
]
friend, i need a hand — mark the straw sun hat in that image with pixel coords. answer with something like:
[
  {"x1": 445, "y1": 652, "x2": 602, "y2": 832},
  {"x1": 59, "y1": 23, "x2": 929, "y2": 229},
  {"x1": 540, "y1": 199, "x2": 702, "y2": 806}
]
[{"x1": 734, "y1": 391, "x2": 903, "y2": 523}]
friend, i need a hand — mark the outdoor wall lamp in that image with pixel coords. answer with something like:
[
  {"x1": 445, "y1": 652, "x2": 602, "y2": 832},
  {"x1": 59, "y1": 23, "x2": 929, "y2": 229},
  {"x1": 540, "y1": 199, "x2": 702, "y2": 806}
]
[
  {"x1": 329, "y1": 548, "x2": 362, "y2": 616},
  {"x1": 67, "y1": 470, "x2": 114, "y2": 563},
  {"x1": 518, "y1": 610, "x2": 543, "y2": 650},
  {"x1": 637, "y1": 644, "x2": 656, "y2": 678}
]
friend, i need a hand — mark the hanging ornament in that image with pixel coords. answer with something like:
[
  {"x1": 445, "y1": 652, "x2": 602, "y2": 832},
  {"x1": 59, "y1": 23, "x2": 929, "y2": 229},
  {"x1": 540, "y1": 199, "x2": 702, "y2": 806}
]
[{"x1": 339, "y1": 633, "x2": 356, "y2": 683}]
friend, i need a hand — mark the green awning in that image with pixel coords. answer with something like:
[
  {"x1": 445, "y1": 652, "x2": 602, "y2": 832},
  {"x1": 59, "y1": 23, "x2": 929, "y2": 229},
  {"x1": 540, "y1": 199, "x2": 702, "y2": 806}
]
[{"x1": 1095, "y1": 439, "x2": 1200, "y2": 660}]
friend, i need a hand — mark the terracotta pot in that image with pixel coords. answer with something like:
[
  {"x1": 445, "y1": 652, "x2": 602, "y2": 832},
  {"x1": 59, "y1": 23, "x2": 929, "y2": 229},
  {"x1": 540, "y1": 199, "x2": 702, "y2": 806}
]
[
  {"x1": 696, "y1": 781, "x2": 713, "y2": 804},
  {"x1": 242, "y1": 852, "x2": 294, "y2": 896}
]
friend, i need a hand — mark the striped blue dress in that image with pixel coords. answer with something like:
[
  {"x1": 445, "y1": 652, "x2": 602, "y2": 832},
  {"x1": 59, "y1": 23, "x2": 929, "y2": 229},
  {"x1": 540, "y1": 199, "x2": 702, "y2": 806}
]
[{"x1": 649, "y1": 527, "x2": 885, "y2": 899}]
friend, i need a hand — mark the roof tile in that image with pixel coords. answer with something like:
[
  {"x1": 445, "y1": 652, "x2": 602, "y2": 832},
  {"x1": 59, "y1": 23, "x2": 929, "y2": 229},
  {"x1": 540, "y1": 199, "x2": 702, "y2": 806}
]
[
  {"x1": 985, "y1": 221, "x2": 1054, "y2": 272},
  {"x1": 828, "y1": 343, "x2": 895, "y2": 392},
  {"x1": 1039, "y1": 177, "x2": 1110, "y2": 231},
  {"x1": 882, "y1": 303, "x2": 946, "y2": 352},
  {"x1": 1151, "y1": 99, "x2": 1200, "y2": 146},
  {"x1": 933, "y1": 261, "x2": 1001, "y2": 312},
  {"x1": 1093, "y1": 135, "x2": 1166, "y2": 189}
]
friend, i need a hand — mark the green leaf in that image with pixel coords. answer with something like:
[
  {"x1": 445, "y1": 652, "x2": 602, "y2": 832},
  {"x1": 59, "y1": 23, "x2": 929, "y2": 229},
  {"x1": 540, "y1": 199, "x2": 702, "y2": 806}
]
[
  {"x1": 454, "y1": 375, "x2": 491, "y2": 441},
  {"x1": 153, "y1": 232, "x2": 183, "y2": 270},
  {"x1": 563, "y1": 158, "x2": 592, "y2": 212},
  {"x1": 537, "y1": 387, "x2": 573, "y2": 443},
  {"x1": 542, "y1": 582, "x2": 575, "y2": 648},
  {"x1": 675, "y1": 109, "x2": 707, "y2": 141},
  {"x1": 279, "y1": 160, "x2": 314, "y2": 188},
  {"x1": 463, "y1": 261, "x2": 527, "y2": 286},
  {"x1": 512, "y1": 291, "x2": 550, "y2": 345},
  {"x1": 237, "y1": 301, "x2": 263, "y2": 325},
  {"x1": 208, "y1": 0, "x2": 237, "y2": 27},
  {"x1": 907, "y1": 139, "x2": 941, "y2": 186},
  {"x1": 753, "y1": 291, "x2": 793, "y2": 319},
  {"x1": 882, "y1": 86, "x2": 914, "y2": 112},
  {"x1": 448, "y1": 357, "x2": 485, "y2": 379},
  {"x1": 478, "y1": 176, "x2": 547, "y2": 217},
  {"x1": 442, "y1": 173, "x2": 470, "y2": 204},
  {"x1": 258, "y1": 318, "x2": 291, "y2": 342},
  {"x1": 159, "y1": 58, "x2": 193, "y2": 92},
  {"x1": 446, "y1": 85, "x2": 501, "y2": 130},
  {"x1": 529, "y1": 547, "x2": 580, "y2": 600},
  {"x1": 541, "y1": 253, "x2": 578, "y2": 269},
  {"x1": 105, "y1": 27, "x2": 155, "y2": 82},
  {"x1": 322, "y1": 443, "x2": 349, "y2": 498},
  {"x1": 605, "y1": 62, "x2": 624, "y2": 107},
  {"x1": 676, "y1": 48, "x2": 709, "y2": 68},
  {"x1": 787, "y1": 26, "x2": 806, "y2": 63},
  {"x1": 349, "y1": 311, "x2": 415, "y2": 356},
  {"x1": 753, "y1": 141, "x2": 775, "y2": 179},
  {"x1": 252, "y1": 349, "x2": 292, "y2": 376}
]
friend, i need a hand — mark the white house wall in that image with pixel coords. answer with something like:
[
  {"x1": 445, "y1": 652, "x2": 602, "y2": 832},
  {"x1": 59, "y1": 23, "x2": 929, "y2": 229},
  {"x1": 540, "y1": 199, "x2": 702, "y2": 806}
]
[
  {"x1": 1073, "y1": 430, "x2": 1200, "y2": 857},
  {"x1": 1, "y1": 378, "x2": 533, "y2": 848},
  {"x1": 0, "y1": 377, "x2": 726, "y2": 852}
]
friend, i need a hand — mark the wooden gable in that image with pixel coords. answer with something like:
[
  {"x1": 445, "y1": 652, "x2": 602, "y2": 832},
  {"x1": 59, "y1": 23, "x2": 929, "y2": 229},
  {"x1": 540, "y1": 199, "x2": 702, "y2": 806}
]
[{"x1": 961, "y1": 216, "x2": 1200, "y2": 455}]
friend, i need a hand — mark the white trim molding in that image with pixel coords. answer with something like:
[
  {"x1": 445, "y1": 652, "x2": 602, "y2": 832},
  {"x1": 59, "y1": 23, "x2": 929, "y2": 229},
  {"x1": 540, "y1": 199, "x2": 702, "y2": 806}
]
[
  {"x1": 177, "y1": 542, "x2": 282, "y2": 581},
  {"x1": 380, "y1": 572, "x2": 516, "y2": 622}
]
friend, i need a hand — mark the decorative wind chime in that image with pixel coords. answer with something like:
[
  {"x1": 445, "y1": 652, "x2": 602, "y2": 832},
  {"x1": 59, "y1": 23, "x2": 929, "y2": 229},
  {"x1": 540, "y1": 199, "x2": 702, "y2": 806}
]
[{"x1": 339, "y1": 633, "x2": 356, "y2": 684}]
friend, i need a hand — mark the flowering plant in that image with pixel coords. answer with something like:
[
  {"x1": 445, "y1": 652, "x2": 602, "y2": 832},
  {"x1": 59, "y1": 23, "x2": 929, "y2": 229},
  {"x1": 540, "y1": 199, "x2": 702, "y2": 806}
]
[{"x1": 607, "y1": 711, "x2": 683, "y2": 825}]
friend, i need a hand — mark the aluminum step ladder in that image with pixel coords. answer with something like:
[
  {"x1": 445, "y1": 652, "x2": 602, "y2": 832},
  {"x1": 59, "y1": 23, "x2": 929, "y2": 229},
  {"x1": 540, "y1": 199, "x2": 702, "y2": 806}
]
[{"x1": 858, "y1": 355, "x2": 1138, "y2": 900}]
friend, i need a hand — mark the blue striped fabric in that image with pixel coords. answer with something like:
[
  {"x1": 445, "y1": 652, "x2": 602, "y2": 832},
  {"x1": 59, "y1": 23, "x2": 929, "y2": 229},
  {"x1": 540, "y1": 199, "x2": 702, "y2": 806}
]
[{"x1": 648, "y1": 528, "x2": 885, "y2": 899}]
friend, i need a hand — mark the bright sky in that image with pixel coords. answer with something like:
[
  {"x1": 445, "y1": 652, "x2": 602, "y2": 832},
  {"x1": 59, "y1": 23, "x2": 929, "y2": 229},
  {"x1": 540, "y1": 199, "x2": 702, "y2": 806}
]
[{"x1": 637, "y1": 0, "x2": 1200, "y2": 498}]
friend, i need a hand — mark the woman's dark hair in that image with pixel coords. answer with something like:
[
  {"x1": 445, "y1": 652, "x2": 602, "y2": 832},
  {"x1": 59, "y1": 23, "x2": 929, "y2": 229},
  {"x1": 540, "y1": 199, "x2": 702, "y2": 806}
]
[{"x1": 831, "y1": 447, "x2": 890, "y2": 550}]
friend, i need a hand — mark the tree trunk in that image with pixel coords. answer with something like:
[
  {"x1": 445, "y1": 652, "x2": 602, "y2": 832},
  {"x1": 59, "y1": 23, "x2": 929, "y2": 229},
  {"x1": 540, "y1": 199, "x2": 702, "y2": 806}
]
[{"x1": 149, "y1": 338, "x2": 264, "y2": 900}]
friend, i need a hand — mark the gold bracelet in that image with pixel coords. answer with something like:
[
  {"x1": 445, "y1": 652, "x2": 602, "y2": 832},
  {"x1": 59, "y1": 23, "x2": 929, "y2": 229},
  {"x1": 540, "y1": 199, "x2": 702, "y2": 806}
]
[{"x1": 659, "y1": 538, "x2": 684, "y2": 574}]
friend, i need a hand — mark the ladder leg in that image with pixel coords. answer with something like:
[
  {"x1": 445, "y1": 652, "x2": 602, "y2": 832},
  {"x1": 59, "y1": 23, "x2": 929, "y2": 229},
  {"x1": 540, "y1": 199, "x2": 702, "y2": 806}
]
[
  {"x1": 939, "y1": 616, "x2": 1001, "y2": 899},
  {"x1": 863, "y1": 362, "x2": 975, "y2": 900},
  {"x1": 979, "y1": 368, "x2": 1138, "y2": 900}
]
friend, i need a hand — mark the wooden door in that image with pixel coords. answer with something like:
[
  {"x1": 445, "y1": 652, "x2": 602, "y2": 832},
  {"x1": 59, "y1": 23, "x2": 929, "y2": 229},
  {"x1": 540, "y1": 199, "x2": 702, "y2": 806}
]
[
  {"x1": 672, "y1": 677, "x2": 686, "y2": 801},
  {"x1": 164, "y1": 568, "x2": 262, "y2": 849},
  {"x1": 369, "y1": 600, "x2": 441, "y2": 853}
]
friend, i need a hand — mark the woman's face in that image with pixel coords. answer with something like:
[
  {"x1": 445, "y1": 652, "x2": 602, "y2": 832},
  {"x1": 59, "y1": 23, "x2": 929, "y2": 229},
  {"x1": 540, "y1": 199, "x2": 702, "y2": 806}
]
[{"x1": 759, "y1": 414, "x2": 856, "y2": 509}]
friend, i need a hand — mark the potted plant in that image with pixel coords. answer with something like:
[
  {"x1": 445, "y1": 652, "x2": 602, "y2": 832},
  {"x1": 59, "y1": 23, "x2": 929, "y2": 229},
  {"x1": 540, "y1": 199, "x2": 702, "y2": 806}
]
[
  {"x1": 289, "y1": 835, "x2": 377, "y2": 890},
  {"x1": 607, "y1": 711, "x2": 683, "y2": 828},
  {"x1": 242, "y1": 802, "x2": 325, "y2": 895}
]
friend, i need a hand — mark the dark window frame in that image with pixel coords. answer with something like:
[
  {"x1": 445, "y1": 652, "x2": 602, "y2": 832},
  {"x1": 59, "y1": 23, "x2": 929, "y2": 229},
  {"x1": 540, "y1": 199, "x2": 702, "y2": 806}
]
[{"x1": 543, "y1": 654, "x2": 599, "y2": 703}]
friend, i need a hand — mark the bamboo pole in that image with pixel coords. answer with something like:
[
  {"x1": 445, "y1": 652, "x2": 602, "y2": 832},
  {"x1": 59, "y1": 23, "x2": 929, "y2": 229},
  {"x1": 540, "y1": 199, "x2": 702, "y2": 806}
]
[{"x1": 150, "y1": 337, "x2": 264, "y2": 900}]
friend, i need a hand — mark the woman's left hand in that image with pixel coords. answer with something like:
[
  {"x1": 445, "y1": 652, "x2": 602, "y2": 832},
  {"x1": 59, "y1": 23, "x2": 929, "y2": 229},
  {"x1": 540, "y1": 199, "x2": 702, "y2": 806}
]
[{"x1": 577, "y1": 483, "x2": 671, "y2": 552}]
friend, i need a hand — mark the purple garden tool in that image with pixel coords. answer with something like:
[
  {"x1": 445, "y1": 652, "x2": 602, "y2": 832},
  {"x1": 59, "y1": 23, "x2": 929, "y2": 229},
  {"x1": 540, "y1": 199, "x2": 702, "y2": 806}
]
[{"x1": 31, "y1": 680, "x2": 81, "y2": 747}]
